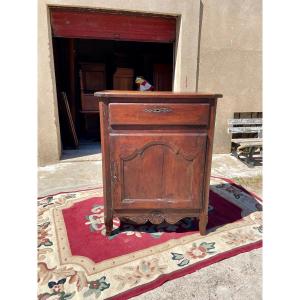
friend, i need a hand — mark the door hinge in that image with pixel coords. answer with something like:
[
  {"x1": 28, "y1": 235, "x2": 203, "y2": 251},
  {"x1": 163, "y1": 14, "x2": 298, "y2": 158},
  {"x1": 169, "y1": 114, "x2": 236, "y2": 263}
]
[{"x1": 111, "y1": 161, "x2": 118, "y2": 184}]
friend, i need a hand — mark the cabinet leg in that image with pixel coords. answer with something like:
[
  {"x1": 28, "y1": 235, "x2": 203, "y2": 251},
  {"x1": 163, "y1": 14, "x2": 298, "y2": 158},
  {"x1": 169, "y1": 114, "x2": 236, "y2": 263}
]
[
  {"x1": 105, "y1": 218, "x2": 113, "y2": 236},
  {"x1": 199, "y1": 212, "x2": 208, "y2": 236}
]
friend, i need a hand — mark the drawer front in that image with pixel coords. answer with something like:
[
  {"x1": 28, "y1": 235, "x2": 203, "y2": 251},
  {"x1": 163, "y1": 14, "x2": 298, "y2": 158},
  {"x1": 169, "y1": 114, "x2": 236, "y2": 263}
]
[{"x1": 109, "y1": 103, "x2": 210, "y2": 126}]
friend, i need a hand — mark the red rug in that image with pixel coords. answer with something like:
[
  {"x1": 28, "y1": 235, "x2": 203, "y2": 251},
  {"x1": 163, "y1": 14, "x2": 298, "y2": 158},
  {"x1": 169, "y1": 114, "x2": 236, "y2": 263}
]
[{"x1": 38, "y1": 176, "x2": 262, "y2": 300}]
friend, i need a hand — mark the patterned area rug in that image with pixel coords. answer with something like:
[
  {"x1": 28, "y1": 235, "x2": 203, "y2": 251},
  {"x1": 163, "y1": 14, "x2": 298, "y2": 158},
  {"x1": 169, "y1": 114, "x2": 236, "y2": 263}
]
[{"x1": 38, "y1": 176, "x2": 262, "y2": 300}]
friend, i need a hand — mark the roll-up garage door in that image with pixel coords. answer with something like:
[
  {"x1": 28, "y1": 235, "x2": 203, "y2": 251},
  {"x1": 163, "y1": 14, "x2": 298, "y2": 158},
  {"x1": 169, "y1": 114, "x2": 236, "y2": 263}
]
[{"x1": 50, "y1": 7, "x2": 177, "y2": 43}]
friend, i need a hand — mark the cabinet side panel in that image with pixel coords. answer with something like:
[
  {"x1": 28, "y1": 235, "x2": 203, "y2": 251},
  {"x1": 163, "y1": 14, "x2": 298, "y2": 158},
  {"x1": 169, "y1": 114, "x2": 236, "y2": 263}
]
[
  {"x1": 202, "y1": 99, "x2": 217, "y2": 211},
  {"x1": 99, "y1": 102, "x2": 112, "y2": 220}
]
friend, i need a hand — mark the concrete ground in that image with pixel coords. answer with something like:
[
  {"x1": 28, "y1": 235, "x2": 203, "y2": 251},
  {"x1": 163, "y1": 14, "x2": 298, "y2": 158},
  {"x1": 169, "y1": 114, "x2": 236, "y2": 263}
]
[{"x1": 38, "y1": 147, "x2": 262, "y2": 300}]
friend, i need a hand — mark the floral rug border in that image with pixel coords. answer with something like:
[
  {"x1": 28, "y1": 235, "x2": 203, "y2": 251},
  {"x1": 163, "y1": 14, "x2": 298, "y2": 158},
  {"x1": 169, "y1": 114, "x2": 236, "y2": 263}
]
[{"x1": 107, "y1": 240, "x2": 262, "y2": 300}]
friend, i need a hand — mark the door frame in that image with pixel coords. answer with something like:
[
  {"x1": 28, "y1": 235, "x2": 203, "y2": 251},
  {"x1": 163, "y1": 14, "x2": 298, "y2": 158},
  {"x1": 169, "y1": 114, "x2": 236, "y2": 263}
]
[{"x1": 38, "y1": 0, "x2": 202, "y2": 165}]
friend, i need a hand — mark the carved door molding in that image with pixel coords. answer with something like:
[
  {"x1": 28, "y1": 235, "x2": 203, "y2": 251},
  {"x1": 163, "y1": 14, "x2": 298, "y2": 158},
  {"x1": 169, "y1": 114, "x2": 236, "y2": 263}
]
[{"x1": 110, "y1": 133, "x2": 207, "y2": 210}]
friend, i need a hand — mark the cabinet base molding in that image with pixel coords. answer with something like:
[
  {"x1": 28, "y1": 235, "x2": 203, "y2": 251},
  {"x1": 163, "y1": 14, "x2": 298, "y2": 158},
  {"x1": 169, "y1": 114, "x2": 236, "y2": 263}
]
[{"x1": 120, "y1": 213, "x2": 197, "y2": 225}]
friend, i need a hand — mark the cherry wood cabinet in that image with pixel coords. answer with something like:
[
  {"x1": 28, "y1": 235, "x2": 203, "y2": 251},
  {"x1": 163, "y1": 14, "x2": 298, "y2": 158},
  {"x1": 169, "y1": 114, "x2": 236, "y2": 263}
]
[
  {"x1": 95, "y1": 91, "x2": 222, "y2": 235},
  {"x1": 113, "y1": 68, "x2": 134, "y2": 90},
  {"x1": 79, "y1": 63, "x2": 106, "y2": 138},
  {"x1": 79, "y1": 63, "x2": 106, "y2": 112},
  {"x1": 153, "y1": 63, "x2": 173, "y2": 91}
]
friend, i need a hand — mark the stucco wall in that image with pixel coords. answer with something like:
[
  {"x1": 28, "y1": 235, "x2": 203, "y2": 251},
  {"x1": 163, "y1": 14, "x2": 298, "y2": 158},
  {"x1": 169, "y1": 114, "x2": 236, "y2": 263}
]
[
  {"x1": 198, "y1": 0, "x2": 262, "y2": 153},
  {"x1": 38, "y1": 2, "x2": 61, "y2": 165},
  {"x1": 38, "y1": 0, "x2": 262, "y2": 165}
]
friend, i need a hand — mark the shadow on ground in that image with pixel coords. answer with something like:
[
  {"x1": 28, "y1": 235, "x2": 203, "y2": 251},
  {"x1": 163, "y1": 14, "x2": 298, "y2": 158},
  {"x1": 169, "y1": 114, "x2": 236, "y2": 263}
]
[{"x1": 61, "y1": 141, "x2": 101, "y2": 161}]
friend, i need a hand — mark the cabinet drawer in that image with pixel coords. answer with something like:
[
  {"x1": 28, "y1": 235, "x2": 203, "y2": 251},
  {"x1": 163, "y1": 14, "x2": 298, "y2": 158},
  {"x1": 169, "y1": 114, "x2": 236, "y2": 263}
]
[{"x1": 109, "y1": 103, "x2": 210, "y2": 126}]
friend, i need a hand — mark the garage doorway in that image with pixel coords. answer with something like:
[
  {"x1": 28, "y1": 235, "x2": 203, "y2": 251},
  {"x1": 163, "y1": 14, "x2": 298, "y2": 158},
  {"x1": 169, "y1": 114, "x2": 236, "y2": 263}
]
[{"x1": 50, "y1": 7, "x2": 177, "y2": 156}]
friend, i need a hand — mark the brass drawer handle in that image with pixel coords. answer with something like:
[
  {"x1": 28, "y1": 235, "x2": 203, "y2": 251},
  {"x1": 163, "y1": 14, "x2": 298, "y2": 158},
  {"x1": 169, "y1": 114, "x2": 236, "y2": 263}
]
[{"x1": 144, "y1": 107, "x2": 173, "y2": 113}]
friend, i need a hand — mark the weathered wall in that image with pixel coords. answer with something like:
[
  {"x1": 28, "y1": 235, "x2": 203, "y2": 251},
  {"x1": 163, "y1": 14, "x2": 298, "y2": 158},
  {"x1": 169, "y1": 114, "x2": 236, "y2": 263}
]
[
  {"x1": 198, "y1": 0, "x2": 262, "y2": 153},
  {"x1": 38, "y1": 0, "x2": 262, "y2": 165}
]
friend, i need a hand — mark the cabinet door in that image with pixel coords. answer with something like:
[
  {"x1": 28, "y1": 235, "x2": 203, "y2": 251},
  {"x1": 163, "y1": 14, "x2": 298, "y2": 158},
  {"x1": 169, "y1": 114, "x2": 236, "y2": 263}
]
[{"x1": 110, "y1": 133, "x2": 207, "y2": 210}]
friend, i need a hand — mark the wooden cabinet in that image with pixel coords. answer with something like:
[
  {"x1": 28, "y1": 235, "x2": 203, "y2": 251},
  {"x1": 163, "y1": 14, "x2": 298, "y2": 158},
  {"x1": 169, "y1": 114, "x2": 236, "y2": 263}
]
[
  {"x1": 79, "y1": 63, "x2": 106, "y2": 138},
  {"x1": 95, "y1": 91, "x2": 222, "y2": 235},
  {"x1": 79, "y1": 63, "x2": 106, "y2": 111},
  {"x1": 113, "y1": 68, "x2": 134, "y2": 90},
  {"x1": 153, "y1": 64, "x2": 173, "y2": 91}
]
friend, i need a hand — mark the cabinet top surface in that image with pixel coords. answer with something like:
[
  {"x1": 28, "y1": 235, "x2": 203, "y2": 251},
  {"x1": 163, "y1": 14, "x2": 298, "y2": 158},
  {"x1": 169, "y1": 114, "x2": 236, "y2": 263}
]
[{"x1": 94, "y1": 90, "x2": 223, "y2": 99}]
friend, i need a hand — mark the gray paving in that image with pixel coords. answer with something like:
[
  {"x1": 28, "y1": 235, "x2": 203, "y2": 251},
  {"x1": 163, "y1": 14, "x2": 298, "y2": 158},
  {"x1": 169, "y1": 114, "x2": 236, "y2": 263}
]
[{"x1": 131, "y1": 248, "x2": 262, "y2": 300}]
